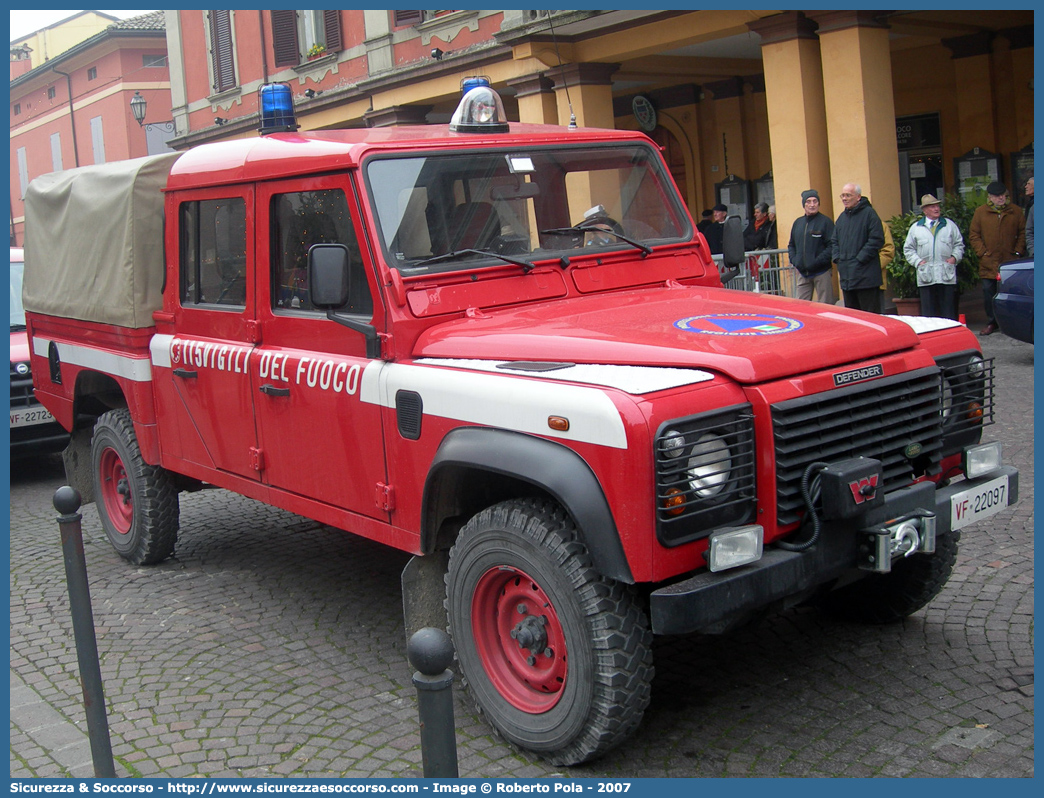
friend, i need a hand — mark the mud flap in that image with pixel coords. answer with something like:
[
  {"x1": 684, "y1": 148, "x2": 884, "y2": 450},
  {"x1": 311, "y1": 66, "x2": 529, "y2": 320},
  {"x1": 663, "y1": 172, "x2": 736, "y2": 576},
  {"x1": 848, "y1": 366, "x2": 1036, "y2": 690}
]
[
  {"x1": 62, "y1": 425, "x2": 95, "y2": 504},
  {"x1": 401, "y1": 551, "x2": 450, "y2": 643}
]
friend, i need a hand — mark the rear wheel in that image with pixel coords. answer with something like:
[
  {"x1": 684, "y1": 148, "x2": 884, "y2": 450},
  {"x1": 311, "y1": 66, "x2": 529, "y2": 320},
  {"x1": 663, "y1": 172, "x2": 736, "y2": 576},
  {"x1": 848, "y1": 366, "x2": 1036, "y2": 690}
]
[
  {"x1": 820, "y1": 530, "x2": 960, "y2": 624},
  {"x1": 91, "y1": 408, "x2": 179, "y2": 564},
  {"x1": 446, "y1": 499, "x2": 652, "y2": 765}
]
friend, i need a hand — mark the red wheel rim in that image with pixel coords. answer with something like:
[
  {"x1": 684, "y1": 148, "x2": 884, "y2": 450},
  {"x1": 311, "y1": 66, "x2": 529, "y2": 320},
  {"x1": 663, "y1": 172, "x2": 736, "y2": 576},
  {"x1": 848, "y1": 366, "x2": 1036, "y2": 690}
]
[
  {"x1": 471, "y1": 566, "x2": 568, "y2": 713},
  {"x1": 98, "y1": 447, "x2": 133, "y2": 535}
]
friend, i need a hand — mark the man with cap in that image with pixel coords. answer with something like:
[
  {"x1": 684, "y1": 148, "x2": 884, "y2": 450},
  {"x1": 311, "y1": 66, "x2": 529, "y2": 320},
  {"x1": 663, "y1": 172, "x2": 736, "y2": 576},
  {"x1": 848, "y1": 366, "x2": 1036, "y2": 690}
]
[
  {"x1": 788, "y1": 189, "x2": 836, "y2": 304},
  {"x1": 831, "y1": 182, "x2": 885, "y2": 313},
  {"x1": 903, "y1": 194, "x2": 964, "y2": 320},
  {"x1": 702, "y1": 203, "x2": 728, "y2": 255},
  {"x1": 697, "y1": 209, "x2": 714, "y2": 236},
  {"x1": 969, "y1": 181, "x2": 1026, "y2": 335}
]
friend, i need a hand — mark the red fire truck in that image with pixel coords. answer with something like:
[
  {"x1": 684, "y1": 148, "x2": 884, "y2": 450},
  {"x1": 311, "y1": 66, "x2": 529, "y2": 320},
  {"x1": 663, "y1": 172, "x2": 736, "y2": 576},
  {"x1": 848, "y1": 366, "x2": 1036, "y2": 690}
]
[{"x1": 23, "y1": 81, "x2": 1017, "y2": 765}]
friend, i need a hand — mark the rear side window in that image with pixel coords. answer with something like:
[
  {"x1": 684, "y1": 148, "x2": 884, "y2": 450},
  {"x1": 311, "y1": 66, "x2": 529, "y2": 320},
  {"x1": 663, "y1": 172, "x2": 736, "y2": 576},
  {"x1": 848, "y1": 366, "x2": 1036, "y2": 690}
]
[
  {"x1": 179, "y1": 198, "x2": 247, "y2": 307},
  {"x1": 270, "y1": 189, "x2": 371, "y2": 315}
]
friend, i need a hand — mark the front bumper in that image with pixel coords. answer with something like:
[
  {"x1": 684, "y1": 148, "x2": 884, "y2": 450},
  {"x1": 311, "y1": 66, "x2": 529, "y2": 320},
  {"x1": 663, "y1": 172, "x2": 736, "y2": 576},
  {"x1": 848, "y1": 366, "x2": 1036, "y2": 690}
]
[{"x1": 649, "y1": 466, "x2": 1019, "y2": 635}]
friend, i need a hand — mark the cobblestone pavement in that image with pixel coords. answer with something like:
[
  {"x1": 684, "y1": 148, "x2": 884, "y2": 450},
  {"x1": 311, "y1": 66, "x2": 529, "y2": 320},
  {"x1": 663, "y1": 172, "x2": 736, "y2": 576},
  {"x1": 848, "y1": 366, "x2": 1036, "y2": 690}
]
[{"x1": 9, "y1": 332, "x2": 1033, "y2": 779}]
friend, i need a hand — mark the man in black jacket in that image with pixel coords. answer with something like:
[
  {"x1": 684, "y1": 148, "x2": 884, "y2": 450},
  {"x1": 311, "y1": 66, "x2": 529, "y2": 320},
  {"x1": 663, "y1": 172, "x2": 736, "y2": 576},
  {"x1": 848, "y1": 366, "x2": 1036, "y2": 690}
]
[
  {"x1": 831, "y1": 182, "x2": 884, "y2": 313},
  {"x1": 788, "y1": 189, "x2": 835, "y2": 304}
]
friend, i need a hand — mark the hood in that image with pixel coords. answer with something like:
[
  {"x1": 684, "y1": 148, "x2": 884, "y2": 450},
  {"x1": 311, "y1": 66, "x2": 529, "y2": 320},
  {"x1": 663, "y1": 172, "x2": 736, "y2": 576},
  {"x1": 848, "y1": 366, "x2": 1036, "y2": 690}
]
[{"x1": 413, "y1": 287, "x2": 922, "y2": 384}]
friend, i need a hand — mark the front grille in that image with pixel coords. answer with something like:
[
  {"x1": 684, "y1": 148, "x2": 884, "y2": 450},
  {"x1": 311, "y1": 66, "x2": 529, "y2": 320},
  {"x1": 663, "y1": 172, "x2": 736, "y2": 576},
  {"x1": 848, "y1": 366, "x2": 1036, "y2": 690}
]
[
  {"x1": 10, "y1": 366, "x2": 36, "y2": 409},
  {"x1": 939, "y1": 355, "x2": 994, "y2": 434},
  {"x1": 654, "y1": 406, "x2": 757, "y2": 546},
  {"x1": 772, "y1": 368, "x2": 944, "y2": 526}
]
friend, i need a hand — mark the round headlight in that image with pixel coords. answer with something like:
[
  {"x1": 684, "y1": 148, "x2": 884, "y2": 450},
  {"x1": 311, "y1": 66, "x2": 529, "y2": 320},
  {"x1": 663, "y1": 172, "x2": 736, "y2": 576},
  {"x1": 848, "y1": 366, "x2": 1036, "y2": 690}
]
[
  {"x1": 686, "y1": 433, "x2": 732, "y2": 498},
  {"x1": 661, "y1": 430, "x2": 687, "y2": 459},
  {"x1": 966, "y1": 355, "x2": 985, "y2": 378}
]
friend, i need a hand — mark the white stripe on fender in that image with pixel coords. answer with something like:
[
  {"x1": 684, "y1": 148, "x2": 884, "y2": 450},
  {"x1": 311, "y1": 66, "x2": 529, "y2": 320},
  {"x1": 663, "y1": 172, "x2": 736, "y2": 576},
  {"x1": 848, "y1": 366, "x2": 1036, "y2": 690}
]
[
  {"x1": 150, "y1": 334, "x2": 174, "y2": 369},
  {"x1": 33, "y1": 338, "x2": 153, "y2": 382},
  {"x1": 892, "y1": 316, "x2": 963, "y2": 334},
  {"x1": 417, "y1": 358, "x2": 714, "y2": 394},
  {"x1": 364, "y1": 362, "x2": 628, "y2": 449}
]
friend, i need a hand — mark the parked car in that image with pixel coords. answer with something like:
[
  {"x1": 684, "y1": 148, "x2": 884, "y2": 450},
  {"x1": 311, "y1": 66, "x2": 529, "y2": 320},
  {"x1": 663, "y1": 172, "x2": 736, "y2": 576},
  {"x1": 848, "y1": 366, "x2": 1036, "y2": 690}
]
[
  {"x1": 994, "y1": 257, "x2": 1033, "y2": 344},
  {"x1": 10, "y1": 248, "x2": 69, "y2": 456}
]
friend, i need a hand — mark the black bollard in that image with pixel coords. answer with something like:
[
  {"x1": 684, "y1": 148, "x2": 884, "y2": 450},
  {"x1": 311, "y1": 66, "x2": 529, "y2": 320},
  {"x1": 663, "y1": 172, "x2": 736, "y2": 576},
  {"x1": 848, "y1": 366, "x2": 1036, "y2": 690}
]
[
  {"x1": 407, "y1": 627, "x2": 459, "y2": 778},
  {"x1": 54, "y1": 486, "x2": 117, "y2": 779}
]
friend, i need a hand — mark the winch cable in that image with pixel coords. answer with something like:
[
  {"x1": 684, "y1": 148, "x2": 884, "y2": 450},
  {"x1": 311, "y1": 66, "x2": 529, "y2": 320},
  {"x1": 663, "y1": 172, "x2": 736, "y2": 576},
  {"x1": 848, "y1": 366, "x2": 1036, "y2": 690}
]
[{"x1": 777, "y1": 461, "x2": 830, "y2": 551}]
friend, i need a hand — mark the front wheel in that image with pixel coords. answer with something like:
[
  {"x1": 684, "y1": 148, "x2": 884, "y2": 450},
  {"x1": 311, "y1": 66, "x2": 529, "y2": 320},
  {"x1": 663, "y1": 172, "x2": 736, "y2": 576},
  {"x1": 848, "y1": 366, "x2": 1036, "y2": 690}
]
[
  {"x1": 819, "y1": 530, "x2": 961, "y2": 624},
  {"x1": 91, "y1": 408, "x2": 180, "y2": 564},
  {"x1": 445, "y1": 499, "x2": 653, "y2": 765}
]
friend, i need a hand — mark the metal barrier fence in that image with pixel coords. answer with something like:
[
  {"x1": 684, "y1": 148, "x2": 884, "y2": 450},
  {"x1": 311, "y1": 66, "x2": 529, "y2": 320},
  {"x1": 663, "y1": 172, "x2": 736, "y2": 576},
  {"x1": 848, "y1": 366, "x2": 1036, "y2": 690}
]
[{"x1": 712, "y1": 248, "x2": 799, "y2": 296}]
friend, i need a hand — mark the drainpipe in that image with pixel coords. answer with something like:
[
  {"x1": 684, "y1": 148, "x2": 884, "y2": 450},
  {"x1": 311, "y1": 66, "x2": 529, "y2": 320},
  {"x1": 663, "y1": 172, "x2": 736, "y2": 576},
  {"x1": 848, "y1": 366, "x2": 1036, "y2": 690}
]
[
  {"x1": 51, "y1": 67, "x2": 81, "y2": 168},
  {"x1": 258, "y1": 11, "x2": 270, "y2": 83}
]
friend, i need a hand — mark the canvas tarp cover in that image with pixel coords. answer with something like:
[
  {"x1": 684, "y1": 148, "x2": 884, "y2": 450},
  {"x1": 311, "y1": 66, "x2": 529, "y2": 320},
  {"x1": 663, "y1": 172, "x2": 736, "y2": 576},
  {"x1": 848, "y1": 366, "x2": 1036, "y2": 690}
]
[{"x1": 23, "y1": 152, "x2": 182, "y2": 328}]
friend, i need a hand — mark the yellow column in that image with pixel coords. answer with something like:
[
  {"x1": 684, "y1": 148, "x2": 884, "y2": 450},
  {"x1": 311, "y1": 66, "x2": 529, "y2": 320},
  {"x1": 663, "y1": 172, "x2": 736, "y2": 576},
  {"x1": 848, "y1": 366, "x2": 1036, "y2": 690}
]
[
  {"x1": 813, "y1": 11, "x2": 902, "y2": 224},
  {"x1": 704, "y1": 77, "x2": 748, "y2": 183},
  {"x1": 546, "y1": 64, "x2": 620, "y2": 219},
  {"x1": 941, "y1": 32, "x2": 997, "y2": 153},
  {"x1": 506, "y1": 73, "x2": 558, "y2": 125},
  {"x1": 747, "y1": 12, "x2": 833, "y2": 251}
]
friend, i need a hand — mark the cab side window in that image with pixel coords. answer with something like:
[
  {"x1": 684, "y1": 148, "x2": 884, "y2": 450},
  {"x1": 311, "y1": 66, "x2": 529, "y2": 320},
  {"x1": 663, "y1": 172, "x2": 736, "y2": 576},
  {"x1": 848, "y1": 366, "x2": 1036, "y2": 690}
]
[
  {"x1": 179, "y1": 198, "x2": 247, "y2": 307},
  {"x1": 271, "y1": 189, "x2": 371, "y2": 315}
]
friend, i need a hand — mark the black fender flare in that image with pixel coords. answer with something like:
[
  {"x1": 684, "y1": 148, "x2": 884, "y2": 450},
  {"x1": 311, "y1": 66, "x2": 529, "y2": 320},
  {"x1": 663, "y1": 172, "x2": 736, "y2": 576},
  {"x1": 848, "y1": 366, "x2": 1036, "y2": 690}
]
[{"x1": 422, "y1": 426, "x2": 634, "y2": 584}]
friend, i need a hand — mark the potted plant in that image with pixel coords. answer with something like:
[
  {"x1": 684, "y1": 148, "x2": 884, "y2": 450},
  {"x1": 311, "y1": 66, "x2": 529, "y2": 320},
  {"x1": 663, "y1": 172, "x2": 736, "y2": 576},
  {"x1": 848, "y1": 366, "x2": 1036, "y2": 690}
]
[{"x1": 306, "y1": 43, "x2": 326, "y2": 60}]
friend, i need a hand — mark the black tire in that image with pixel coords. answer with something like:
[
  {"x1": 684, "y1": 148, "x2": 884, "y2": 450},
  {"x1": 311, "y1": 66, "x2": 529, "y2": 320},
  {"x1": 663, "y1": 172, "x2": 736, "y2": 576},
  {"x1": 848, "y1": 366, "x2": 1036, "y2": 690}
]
[
  {"x1": 91, "y1": 408, "x2": 180, "y2": 565},
  {"x1": 445, "y1": 499, "x2": 653, "y2": 765},
  {"x1": 820, "y1": 530, "x2": 961, "y2": 624}
]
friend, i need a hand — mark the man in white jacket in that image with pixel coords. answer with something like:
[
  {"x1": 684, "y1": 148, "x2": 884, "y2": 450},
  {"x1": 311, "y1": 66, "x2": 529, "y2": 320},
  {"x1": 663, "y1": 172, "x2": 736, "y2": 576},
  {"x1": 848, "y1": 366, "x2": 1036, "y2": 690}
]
[{"x1": 903, "y1": 194, "x2": 965, "y2": 320}]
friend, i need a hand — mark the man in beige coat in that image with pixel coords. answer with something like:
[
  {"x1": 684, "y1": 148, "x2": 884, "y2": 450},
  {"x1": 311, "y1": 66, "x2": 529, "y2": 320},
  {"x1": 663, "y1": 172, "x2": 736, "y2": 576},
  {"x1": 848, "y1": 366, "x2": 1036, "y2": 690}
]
[{"x1": 969, "y1": 181, "x2": 1026, "y2": 335}]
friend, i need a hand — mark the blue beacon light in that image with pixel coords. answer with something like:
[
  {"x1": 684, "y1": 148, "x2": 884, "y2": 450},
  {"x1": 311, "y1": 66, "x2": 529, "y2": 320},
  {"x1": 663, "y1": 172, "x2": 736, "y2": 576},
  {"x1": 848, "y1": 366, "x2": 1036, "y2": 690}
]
[
  {"x1": 450, "y1": 76, "x2": 509, "y2": 134},
  {"x1": 258, "y1": 82, "x2": 299, "y2": 135}
]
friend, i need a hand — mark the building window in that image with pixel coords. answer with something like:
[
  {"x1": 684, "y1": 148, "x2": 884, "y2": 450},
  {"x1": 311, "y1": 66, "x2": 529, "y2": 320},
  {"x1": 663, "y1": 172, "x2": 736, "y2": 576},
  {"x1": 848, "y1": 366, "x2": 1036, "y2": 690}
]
[
  {"x1": 47, "y1": 86, "x2": 56, "y2": 100},
  {"x1": 272, "y1": 10, "x2": 342, "y2": 67},
  {"x1": 17, "y1": 148, "x2": 29, "y2": 199},
  {"x1": 90, "y1": 116, "x2": 105, "y2": 164},
  {"x1": 208, "y1": 10, "x2": 237, "y2": 93},
  {"x1": 393, "y1": 11, "x2": 425, "y2": 27},
  {"x1": 13, "y1": 103, "x2": 20, "y2": 115},
  {"x1": 51, "y1": 132, "x2": 63, "y2": 172},
  {"x1": 87, "y1": 66, "x2": 97, "y2": 80},
  {"x1": 143, "y1": 54, "x2": 166, "y2": 68}
]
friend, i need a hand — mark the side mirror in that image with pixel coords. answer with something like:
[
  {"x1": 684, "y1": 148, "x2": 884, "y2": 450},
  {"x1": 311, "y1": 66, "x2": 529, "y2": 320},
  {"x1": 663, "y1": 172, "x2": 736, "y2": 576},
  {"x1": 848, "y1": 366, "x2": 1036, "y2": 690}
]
[
  {"x1": 721, "y1": 215, "x2": 745, "y2": 268},
  {"x1": 309, "y1": 244, "x2": 350, "y2": 309}
]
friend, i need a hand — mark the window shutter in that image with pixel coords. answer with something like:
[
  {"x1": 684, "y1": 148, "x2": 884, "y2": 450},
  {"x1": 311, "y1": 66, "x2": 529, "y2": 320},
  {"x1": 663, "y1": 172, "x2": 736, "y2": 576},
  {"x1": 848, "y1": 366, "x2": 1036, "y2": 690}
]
[
  {"x1": 393, "y1": 11, "x2": 425, "y2": 27},
  {"x1": 323, "y1": 10, "x2": 342, "y2": 53},
  {"x1": 271, "y1": 10, "x2": 299, "y2": 67},
  {"x1": 208, "y1": 10, "x2": 236, "y2": 92}
]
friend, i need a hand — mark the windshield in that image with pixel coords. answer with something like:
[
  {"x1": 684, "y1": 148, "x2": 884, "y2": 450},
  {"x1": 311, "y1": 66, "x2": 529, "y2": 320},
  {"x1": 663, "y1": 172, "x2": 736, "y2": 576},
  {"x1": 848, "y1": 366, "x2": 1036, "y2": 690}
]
[
  {"x1": 365, "y1": 143, "x2": 691, "y2": 272},
  {"x1": 10, "y1": 260, "x2": 26, "y2": 328}
]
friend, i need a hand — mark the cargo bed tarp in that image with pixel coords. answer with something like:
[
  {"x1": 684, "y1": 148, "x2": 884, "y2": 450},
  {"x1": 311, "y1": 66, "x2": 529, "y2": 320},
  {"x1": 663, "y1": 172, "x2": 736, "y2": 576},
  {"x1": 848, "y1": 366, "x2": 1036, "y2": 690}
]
[{"x1": 23, "y1": 152, "x2": 182, "y2": 328}]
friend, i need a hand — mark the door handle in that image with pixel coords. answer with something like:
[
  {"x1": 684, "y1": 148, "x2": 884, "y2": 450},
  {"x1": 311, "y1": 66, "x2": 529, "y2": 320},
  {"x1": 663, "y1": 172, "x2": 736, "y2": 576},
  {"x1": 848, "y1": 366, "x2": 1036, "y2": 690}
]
[
  {"x1": 173, "y1": 368, "x2": 198, "y2": 379},
  {"x1": 260, "y1": 384, "x2": 290, "y2": 397}
]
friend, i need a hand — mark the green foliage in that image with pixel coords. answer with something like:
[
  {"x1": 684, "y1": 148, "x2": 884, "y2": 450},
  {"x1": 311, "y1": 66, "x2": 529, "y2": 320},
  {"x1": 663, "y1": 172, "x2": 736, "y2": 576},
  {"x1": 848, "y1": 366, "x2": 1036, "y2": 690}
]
[{"x1": 885, "y1": 192, "x2": 984, "y2": 299}]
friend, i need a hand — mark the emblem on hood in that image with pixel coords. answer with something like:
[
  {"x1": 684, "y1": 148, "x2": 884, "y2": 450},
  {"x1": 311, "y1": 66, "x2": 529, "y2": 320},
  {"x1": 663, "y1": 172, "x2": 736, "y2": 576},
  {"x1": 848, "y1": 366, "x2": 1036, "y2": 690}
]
[
  {"x1": 833, "y1": 363, "x2": 883, "y2": 387},
  {"x1": 675, "y1": 313, "x2": 803, "y2": 336}
]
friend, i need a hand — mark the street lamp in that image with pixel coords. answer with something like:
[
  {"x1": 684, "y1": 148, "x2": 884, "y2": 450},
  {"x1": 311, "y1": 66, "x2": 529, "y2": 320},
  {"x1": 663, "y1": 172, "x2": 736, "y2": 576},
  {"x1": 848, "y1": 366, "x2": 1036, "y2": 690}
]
[{"x1": 130, "y1": 91, "x2": 147, "y2": 127}]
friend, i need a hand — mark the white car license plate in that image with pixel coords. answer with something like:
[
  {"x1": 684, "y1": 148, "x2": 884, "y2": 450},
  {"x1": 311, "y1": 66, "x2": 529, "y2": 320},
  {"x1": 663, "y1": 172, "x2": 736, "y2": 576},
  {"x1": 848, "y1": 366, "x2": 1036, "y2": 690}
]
[
  {"x1": 9, "y1": 407, "x2": 56, "y2": 429},
  {"x1": 951, "y1": 474, "x2": 1009, "y2": 530}
]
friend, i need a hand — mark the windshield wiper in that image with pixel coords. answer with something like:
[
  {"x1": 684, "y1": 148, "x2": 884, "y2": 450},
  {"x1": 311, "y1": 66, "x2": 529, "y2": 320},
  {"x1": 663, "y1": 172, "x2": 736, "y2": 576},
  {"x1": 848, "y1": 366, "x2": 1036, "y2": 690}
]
[
  {"x1": 540, "y1": 226, "x2": 653, "y2": 256},
  {"x1": 10, "y1": 323, "x2": 27, "y2": 332},
  {"x1": 413, "y1": 248, "x2": 537, "y2": 273}
]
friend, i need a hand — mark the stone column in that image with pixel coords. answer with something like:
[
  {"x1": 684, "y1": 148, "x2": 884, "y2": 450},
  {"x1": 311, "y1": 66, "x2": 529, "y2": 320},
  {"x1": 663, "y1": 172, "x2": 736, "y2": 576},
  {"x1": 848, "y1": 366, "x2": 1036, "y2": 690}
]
[
  {"x1": 747, "y1": 11, "x2": 833, "y2": 250},
  {"x1": 506, "y1": 73, "x2": 558, "y2": 125},
  {"x1": 942, "y1": 32, "x2": 997, "y2": 153},
  {"x1": 545, "y1": 62, "x2": 619, "y2": 130},
  {"x1": 811, "y1": 10, "x2": 902, "y2": 223}
]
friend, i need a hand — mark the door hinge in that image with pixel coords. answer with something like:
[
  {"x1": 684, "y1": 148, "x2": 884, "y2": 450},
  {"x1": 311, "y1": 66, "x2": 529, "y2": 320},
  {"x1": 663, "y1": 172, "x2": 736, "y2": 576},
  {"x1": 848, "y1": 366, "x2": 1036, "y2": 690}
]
[
  {"x1": 379, "y1": 333, "x2": 395, "y2": 360},
  {"x1": 246, "y1": 319, "x2": 262, "y2": 343},
  {"x1": 249, "y1": 446, "x2": 265, "y2": 472},
  {"x1": 375, "y1": 482, "x2": 395, "y2": 512}
]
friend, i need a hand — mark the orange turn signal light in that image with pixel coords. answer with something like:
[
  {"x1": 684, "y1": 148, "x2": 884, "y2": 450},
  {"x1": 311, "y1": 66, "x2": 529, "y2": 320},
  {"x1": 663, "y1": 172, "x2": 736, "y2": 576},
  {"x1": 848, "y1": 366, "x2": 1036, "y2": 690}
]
[
  {"x1": 663, "y1": 488, "x2": 686, "y2": 516},
  {"x1": 548, "y1": 416, "x2": 570, "y2": 432}
]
